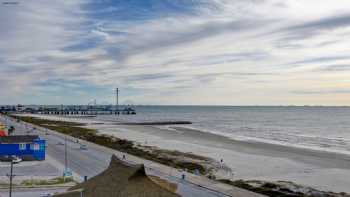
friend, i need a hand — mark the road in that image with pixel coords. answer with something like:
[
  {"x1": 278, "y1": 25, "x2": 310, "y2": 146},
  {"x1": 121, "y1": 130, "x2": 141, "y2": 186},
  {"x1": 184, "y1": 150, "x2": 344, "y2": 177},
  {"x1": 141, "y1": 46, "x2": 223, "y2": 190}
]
[
  {"x1": 0, "y1": 115, "x2": 264, "y2": 197},
  {"x1": 0, "y1": 187, "x2": 67, "y2": 197}
]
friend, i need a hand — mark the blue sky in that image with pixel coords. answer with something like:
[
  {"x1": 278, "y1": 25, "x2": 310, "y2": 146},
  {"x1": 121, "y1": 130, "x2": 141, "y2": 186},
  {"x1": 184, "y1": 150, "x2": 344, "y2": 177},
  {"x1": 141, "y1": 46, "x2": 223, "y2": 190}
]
[{"x1": 1, "y1": 0, "x2": 350, "y2": 105}]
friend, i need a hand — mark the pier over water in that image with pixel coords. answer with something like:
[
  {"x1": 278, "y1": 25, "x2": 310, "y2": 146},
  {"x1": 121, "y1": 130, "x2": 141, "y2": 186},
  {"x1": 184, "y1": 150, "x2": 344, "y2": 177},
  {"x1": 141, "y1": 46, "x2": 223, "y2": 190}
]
[{"x1": 0, "y1": 105, "x2": 136, "y2": 116}]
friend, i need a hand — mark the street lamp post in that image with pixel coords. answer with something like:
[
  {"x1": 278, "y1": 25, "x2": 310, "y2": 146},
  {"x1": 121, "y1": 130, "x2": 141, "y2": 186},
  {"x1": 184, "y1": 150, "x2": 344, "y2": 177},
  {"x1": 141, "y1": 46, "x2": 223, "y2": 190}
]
[
  {"x1": 7, "y1": 161, "x2": 14, "y2": 197},
  {"x1": 65, "y1": 136, "x2": 68, "y2": 172}
]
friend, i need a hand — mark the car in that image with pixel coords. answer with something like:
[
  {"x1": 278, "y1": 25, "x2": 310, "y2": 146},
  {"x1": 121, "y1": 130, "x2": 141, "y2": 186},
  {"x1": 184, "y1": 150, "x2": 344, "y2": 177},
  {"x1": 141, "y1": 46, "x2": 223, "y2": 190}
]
[
  {"x1": 12, "y1": 156, "x2": 22, "y2": 164},
  {"x1": 0, "y1": 155, "x2": 22, "y2": 163},
  {"x1": 0, "y1": 155, "x2": 12, "y2": 162},
  {"x1": 40, "y1": 193, "x2": 52, "y2": 197},
  {"x1": 80, "y1": 144, "x2": 88, "y2": 150}
]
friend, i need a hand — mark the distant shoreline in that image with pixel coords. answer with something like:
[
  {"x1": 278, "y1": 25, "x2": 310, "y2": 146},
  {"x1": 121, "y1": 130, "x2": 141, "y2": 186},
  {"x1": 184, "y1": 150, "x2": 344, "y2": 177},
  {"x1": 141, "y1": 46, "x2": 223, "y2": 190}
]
[{"x1": 116, "y1": 121, "x2": 192, "y2": 125}]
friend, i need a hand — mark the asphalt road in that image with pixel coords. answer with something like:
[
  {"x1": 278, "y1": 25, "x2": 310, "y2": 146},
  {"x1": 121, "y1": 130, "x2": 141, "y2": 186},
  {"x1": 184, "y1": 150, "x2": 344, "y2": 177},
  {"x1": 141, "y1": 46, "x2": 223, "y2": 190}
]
[{"x1": 0, "y1": 187, "x2": 67, "y2": 197}]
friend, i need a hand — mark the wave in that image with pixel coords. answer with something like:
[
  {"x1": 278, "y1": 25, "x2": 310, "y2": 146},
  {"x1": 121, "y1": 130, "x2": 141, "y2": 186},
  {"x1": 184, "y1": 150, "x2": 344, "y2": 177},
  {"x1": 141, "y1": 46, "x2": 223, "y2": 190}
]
[{"x1": 167, "y1": 124, "x2": 350, "y2": 157}]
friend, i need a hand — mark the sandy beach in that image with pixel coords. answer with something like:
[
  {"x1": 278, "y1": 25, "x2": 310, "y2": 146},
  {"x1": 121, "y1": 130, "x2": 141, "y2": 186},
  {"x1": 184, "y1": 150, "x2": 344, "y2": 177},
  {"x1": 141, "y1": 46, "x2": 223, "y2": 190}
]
[
  {"x1": 92, "y1": 124, "x2": 350, "y2": 193},
  {"x1": 17, "y1": 114, "x2": 350, "y2": 193}
]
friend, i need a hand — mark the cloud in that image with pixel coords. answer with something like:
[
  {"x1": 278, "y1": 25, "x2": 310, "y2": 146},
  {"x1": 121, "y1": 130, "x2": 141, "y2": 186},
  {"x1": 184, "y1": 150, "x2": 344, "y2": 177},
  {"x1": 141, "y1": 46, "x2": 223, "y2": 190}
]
[
  {"x1": 290, "y1": 56, "x2": 350, "y2": 65},
  {"x1": 286, "y1": 14, "x2": 350, "y2": 32},
  {"x1": 314, "y1": 64, "x2": 350, "y2": 72},
  {"x1": 124, "y1": 73, "x2": 173, "y2": 82},
  {"x1": 292, "y1": 89, "x2": 350, "y2": 95},
  {"x1": 1, "y1": 0, "x2": 350, "y2": 105},
  {"x1": 270, "y1": 13, "x2": 350, "y2": 45}
]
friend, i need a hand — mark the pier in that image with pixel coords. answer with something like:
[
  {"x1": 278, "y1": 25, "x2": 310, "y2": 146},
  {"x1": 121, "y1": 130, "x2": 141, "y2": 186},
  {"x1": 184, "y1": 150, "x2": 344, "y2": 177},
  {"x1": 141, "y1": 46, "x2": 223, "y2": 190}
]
[
  {"x1": 0, "y1": 88, "x2": 136, "y2": 116},
  {"x1": 37, "y1": 107, "x2": 136, "y2": 116},
  {"x1": 0, "y1": 105, "x2": 136, "y2": 116}
]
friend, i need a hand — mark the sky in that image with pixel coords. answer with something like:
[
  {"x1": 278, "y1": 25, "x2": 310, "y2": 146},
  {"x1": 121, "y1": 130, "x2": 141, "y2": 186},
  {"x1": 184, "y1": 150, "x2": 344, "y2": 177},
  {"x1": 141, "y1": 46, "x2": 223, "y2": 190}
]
[{"x1": 1, "y1": 0, "x2": 350, "y2": 106}]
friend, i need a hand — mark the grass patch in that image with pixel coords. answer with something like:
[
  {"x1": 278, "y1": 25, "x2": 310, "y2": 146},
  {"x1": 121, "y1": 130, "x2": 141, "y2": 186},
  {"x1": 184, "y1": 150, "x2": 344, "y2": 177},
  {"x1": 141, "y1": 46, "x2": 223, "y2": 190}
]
[
  {"x1": 0, "y1": 183, "x2": 11, "y2": 187},
  {"x1": 21, "y1": 177, "x2": 74, "y2": 186},
  {"x1": 15, "y1": 116, "x2": 97, "y2": 138}
]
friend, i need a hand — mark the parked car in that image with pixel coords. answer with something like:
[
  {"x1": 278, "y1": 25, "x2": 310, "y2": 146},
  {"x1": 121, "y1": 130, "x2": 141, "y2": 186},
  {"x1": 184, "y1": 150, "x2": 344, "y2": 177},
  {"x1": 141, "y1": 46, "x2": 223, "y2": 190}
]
[
  {"x1": 0, "y1": 155, "x2": 22, "y2": 163},
  {"x1": 40, "y1": 193, "x2": 52, "y2": 197},
  {"x1": 80, "y1": 144, "x2": 88, "y2": 150},
  {"x1": 12, "y1": 156, "x2": 22, "y2": 163},
  {"x1": 0, "y1": 155, "x2": 12, "y2": 162}
]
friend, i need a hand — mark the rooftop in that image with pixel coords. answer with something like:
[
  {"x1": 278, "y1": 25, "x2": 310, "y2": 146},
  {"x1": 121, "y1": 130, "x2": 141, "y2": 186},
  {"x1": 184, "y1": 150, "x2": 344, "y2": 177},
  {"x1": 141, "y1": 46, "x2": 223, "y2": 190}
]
[{"x1": 0, "y1": 135, "x2": 39, "y2": 143}]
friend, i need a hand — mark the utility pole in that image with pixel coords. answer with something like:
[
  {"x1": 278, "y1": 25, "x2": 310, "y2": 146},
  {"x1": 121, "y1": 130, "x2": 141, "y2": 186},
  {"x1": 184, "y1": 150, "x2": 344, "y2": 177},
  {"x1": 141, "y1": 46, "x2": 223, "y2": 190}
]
[
  {"x1": 64, "y1": 136, "x2": 67, "y2": 172},
  {"x1": 7, "y1": 161, "x2": 14, "y2": 197}
]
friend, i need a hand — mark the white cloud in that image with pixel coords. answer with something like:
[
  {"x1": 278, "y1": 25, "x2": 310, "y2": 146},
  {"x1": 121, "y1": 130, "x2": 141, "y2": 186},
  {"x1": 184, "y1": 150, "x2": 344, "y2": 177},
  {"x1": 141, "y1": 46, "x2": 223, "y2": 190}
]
[{"x1": 1, "y1": 0, "x2": 350, "y2": 105}]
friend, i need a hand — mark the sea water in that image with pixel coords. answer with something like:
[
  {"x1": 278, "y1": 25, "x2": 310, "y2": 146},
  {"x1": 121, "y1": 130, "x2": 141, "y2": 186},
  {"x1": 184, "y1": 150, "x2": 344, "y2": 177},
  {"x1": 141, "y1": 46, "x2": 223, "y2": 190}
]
[{"x1": 95, "y1": 106, "x2": 350, "y2": 155}]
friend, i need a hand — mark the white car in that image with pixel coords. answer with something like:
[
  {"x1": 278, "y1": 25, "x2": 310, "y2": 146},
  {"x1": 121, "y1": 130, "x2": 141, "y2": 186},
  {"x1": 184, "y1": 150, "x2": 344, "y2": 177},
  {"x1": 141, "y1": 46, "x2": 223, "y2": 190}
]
[{"x1": 12, "y1": 156, "x2": 22, "y2": 164}]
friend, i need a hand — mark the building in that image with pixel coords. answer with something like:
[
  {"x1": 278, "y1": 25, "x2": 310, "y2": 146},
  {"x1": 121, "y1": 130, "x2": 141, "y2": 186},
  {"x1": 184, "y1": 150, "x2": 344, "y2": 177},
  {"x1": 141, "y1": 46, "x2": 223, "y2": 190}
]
[
  {"x1": 54, "y1": 155, "x2": 180, "y2": 197},
  {"x1": 0, "y1": 135, "x2": 45, "y2": 161}
]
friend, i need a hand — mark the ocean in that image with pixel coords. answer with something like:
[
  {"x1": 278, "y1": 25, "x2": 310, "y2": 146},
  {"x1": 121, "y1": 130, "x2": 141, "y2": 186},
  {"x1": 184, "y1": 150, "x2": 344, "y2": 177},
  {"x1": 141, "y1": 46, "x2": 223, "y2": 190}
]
[{"x1": 96, "y1": 106, "x2": 350, "y2": 155}]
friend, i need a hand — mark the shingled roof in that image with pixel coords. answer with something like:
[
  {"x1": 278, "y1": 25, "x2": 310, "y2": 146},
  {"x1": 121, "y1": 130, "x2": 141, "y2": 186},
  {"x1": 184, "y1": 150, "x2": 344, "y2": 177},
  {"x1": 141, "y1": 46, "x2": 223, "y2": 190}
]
[{"x1": 54, "y1": 155, "x2": 180, "y2": 197}]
